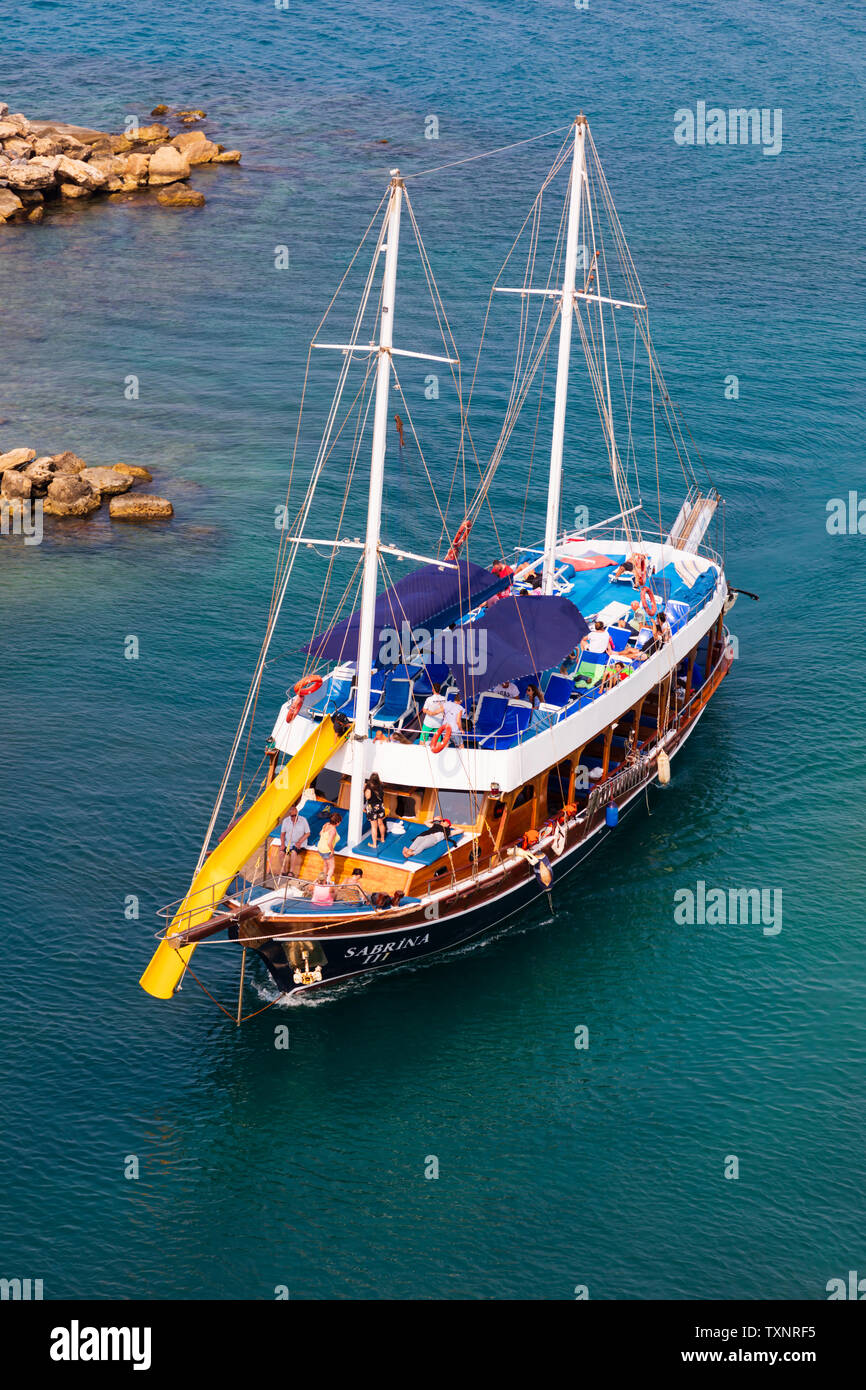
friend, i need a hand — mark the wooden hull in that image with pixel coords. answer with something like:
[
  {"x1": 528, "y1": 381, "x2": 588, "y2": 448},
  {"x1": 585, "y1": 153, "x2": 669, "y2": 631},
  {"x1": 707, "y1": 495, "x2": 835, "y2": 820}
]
[{"x1": 235, "y1": 643, "x2": 733, "y2": 997}]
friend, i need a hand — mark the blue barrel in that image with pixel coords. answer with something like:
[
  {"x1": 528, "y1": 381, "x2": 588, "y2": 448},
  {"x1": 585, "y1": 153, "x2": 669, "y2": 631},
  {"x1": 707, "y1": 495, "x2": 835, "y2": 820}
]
[{"x1": 605, "y1": 804, "x2": 619, "y2": 827}]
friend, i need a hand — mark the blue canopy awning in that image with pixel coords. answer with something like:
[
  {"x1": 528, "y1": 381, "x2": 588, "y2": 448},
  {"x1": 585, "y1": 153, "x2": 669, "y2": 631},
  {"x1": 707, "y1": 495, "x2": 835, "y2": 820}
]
[
  {"x1": 304, "y1": 560, "x2": 505, "y2": 666},
  {"x1": 448, "y1": 594, "x2": 590, "y2": 696}
]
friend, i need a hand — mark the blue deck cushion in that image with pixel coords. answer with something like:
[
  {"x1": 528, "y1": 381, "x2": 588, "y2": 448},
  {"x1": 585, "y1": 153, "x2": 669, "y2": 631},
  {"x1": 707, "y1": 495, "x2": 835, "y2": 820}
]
[
  {"x1": 541, "y1": 673, "x2": 575, "y2": 708},
  {"x1": 608, "y1": 625, "x2": 632, "y2": 652},
  {"x1": 351, "y1": 820, "x2": 462, "y2": 866}
]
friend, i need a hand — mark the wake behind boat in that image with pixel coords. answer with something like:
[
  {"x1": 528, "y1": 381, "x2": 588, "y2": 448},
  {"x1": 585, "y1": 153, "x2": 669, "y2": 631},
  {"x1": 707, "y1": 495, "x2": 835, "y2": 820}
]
[{"x1": 140, "y1": 116, "x2": 740, "y2": 1015}]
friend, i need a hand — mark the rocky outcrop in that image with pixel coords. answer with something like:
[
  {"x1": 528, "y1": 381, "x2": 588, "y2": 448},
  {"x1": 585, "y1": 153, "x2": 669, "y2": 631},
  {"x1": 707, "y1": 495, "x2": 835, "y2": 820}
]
[
  {"x1": 0, "y1": 442, "x2": 175, "y2": 533},
  {"x1": 109, "y1": 494, "x2": 173, "y2": 520},
  {"x1": 0, "y1": 100, "x2": 241, "y2": 224}
]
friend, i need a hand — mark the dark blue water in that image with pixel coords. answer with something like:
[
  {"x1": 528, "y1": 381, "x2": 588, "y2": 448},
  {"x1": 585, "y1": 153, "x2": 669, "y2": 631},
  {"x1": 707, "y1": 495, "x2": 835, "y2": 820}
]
[{"x1": 2, "y1": 0, "x2": 865, "y2": 1299}]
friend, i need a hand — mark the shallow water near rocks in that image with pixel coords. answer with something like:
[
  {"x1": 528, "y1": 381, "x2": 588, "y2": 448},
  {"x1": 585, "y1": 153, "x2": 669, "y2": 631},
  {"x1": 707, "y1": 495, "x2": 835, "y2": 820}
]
[{"x1": 1, "y1": 1, "x2": 865, "y2": 1300}]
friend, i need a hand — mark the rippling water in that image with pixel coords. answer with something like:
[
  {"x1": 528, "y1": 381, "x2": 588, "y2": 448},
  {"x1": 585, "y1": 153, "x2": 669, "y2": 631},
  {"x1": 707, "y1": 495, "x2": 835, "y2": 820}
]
[{"x1": 1, "y1": 0, "x2": 864, "y2": 1299}]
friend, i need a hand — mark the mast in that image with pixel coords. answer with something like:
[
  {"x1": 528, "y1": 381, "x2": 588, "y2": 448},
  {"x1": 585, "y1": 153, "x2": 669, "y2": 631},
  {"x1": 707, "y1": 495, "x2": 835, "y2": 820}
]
[
  {"x1": 541, "y1": 115, "x2": 586, "y2": 595},
  {"x1": 347, "y1": 170, "x2": 404, "y2": 848}
]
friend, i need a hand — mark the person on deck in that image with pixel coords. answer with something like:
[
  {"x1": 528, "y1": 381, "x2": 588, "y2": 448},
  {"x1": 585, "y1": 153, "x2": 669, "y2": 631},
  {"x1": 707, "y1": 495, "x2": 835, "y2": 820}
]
[
  {"x1": 650, "y1": 609, "x2": 673, "y2": 651},
  {"x1": 315, "y1": 812, "x2": 341, "y2": 882},
  {"x1": 311, "y1": 873, "x2": 335, "y2": 907},
  {"x1": 402, "y1": 819, "x2": 456, "y2": 859},
  {"x1": 419, "y1": 684, "x2": 447, "y2": 745},
  {"x1": 580, "y1": 620, "x2": 614, "y2": 658},
  {"x1": 364, "y1": 772, "x2": 387, "y2": 847},
  {"x1": 524, "y1": 683, "x2": 543, "y2": 709},
  {"x1": 279, "y1": 804, "x2": 310, "y2": 877},
  {"x1": 493, "y1": 678, "x2": 520, "y2": 699},
  {"x1": 442, "y1": 691, "x2": 466, "y2": 748},
  {"x1": 627, "y1": 600, "x2": 648, "y2": 633}
]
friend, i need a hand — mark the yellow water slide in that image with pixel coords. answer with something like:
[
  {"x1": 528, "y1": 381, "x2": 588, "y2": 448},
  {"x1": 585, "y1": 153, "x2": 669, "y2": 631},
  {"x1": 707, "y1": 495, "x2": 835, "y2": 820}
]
[{"x1": 139, "y1": 715, "x2": 351, "y2": 999}]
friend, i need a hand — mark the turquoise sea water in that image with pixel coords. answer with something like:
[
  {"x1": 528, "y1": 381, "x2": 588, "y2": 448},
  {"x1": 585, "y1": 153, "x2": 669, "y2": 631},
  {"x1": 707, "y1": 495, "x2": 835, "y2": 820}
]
[{"x1": 2, "y1": 0, "x2": 865, "y2": 1300}]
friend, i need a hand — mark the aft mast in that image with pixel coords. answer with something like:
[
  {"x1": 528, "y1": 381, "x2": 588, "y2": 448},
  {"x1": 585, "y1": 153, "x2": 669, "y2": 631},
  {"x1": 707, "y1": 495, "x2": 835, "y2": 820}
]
[
  {"x1": 541, "y1": 115, "x2": 586, "y2": 594},
  {"x1": 347, "y1": 169, "x2": 404, "y2": 848}
]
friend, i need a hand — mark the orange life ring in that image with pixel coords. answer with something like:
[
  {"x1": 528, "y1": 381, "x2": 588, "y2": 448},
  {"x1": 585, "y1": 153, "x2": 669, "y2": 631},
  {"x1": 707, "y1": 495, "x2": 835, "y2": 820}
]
[
  {"x1": 641, "y1": 586, "x2": 657, "y2": 617},
  {"x1": 285, "y1": 694, "x2": 303, "y2": 723},
  {"x1": 633, "y1": 552, "x2": 648, "y2": 587},
  {"x1": 294, "y1": 675, "x2": 323, "y2": 697},
  {"x1": 430, "y1": 724, "x2": 451, "y2": 754}
]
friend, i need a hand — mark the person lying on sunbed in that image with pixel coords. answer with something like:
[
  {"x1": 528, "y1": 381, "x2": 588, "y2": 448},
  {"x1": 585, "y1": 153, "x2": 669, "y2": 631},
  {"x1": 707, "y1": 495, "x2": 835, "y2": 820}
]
[{"x1": 401, "y1": 819, "x2": 456, "y2": 859}]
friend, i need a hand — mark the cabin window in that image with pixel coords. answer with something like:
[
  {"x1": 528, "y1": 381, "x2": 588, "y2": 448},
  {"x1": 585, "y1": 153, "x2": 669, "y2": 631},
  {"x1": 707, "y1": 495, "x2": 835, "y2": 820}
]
[
  {"x1": 513, "y1": 783, "x2": 534, "y2": 808},
  {"x1": 547, "y1": 761, "x2": 572, "y2": 815},
  {"x1": 315, "y1": 769, "x2": 342, "y2": 803},
  {"x1": 434, "y1": 789, "x2": 481, "y2": 826},
  {"x1": 395, "y1": 794, "x2": 417, "y2": 818}
]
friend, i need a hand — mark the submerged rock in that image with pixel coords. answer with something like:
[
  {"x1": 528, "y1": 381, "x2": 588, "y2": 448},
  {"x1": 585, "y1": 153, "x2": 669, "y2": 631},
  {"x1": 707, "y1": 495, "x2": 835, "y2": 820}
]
[
  {"x1": 157, "y1": 183, "x2": 205, "y2": 207},
  {"x1": 212, "y1": 150, "x2": 241, "y2": 163},
  {"x1": 113, "y1": 462, "x2": 152, "y2": 480},
  {"x1": 151, "y1": 105, "x2": 169, "y2": 117},
  {"x1": 110, "y1": 493, "x2": 173, "y2": 521}
]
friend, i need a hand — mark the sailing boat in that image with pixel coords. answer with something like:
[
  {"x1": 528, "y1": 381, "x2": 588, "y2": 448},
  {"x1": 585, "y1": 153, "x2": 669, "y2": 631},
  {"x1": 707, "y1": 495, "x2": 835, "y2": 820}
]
[{"x1": 140, "y1": 116, "x2": 737, "y2": 1013}]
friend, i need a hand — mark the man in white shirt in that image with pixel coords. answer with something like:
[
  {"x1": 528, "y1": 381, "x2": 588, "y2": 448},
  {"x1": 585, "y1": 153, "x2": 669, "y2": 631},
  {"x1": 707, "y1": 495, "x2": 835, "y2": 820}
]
[
  {"x1": 580, "y1": 621, "x2": 614, "y2": 657},
  {"x1": 419, "y1": 684, "x2": 447, "y2": 744},
  {"x1": 494, "y1": 679, "x2": 520, "y2": 699},
  {"x1": 442, "y1": 692, "x2": 466, "y2": 747},
  {"x1": 279, "y1": 804, "x2": 310, "y2": 876}
]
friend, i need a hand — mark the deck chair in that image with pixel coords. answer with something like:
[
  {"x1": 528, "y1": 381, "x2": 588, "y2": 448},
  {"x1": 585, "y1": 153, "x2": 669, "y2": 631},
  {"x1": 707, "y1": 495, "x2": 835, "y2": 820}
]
[
  {"x1": 370, "y1": 676, "x2": 415, "y2": 730},
  {"x1": 540, "y1": 673, "x2": 575, "y2": 709},
  {"x1": 608, "y1": 625, "x2": 632, "y2": 653},
  {"x1": 480, "y1": 701, "x2": 533, "y2": 749},
  {"x1": 303, "y1": 670, "x2": 354, "y2": 719},
  {"x1": 466, "y1": 693, "x2": 509, "y2": 744},
  {"x1": 339, "y1": 668, "x2": 386, "y2": 721}
]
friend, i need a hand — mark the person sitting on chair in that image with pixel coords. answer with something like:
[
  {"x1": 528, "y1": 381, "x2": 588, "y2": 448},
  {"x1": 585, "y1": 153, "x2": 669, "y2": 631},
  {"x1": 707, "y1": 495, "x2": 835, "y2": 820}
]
[
  {"x1": 279, "y1": 804, "x2": 310, "y2": 877},
  {"x1": 580, "y1": 620, "x2": 614, "y2": 658},
  {"x1": 493, "y1": 678, "x2": 519, "y2": 699}
]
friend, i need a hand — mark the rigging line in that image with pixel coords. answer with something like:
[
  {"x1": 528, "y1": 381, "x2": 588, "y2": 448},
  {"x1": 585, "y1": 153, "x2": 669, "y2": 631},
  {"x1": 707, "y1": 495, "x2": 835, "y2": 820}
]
[
  {"x1": 389, "y1": 362, "x2": 453, "y2": 538},
  {"x1": 268, "y1": 190, "x2": 390, "y2": 614},
  {"x1": 455, "y1": 132, "x2": 573, "y2": 512},
  {"x1": 196, "y1": 203, "x2": 391, "y2": 872},
  {"x1": 401, "y1": 123, "x2": 572, "y2": 181},
  {"x1": 237, "y1": 346, "x2": 380, "y2": 789},
  {"x1": 302, "y1": 359, "x2": 379, "y2": 674}
]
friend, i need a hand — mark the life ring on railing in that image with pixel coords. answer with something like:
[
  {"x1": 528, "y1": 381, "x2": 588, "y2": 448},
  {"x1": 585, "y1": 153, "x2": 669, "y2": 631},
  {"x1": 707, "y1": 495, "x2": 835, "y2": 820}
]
[
  {"x1": 430, "y1": 724, "x2": 451, "y2": 754},
  {"x1": 641, "y1": 585, "x2": 658, "y2": 617},
  {"x1": 294, "y1": 675, "x2": 323, "y2": 697},
  {"x1": 632, "y1": 552, "x2": 648, "y2": 587},
  {"x1": 285, "y1": 695, "x2": 303, "y2": 723}
]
